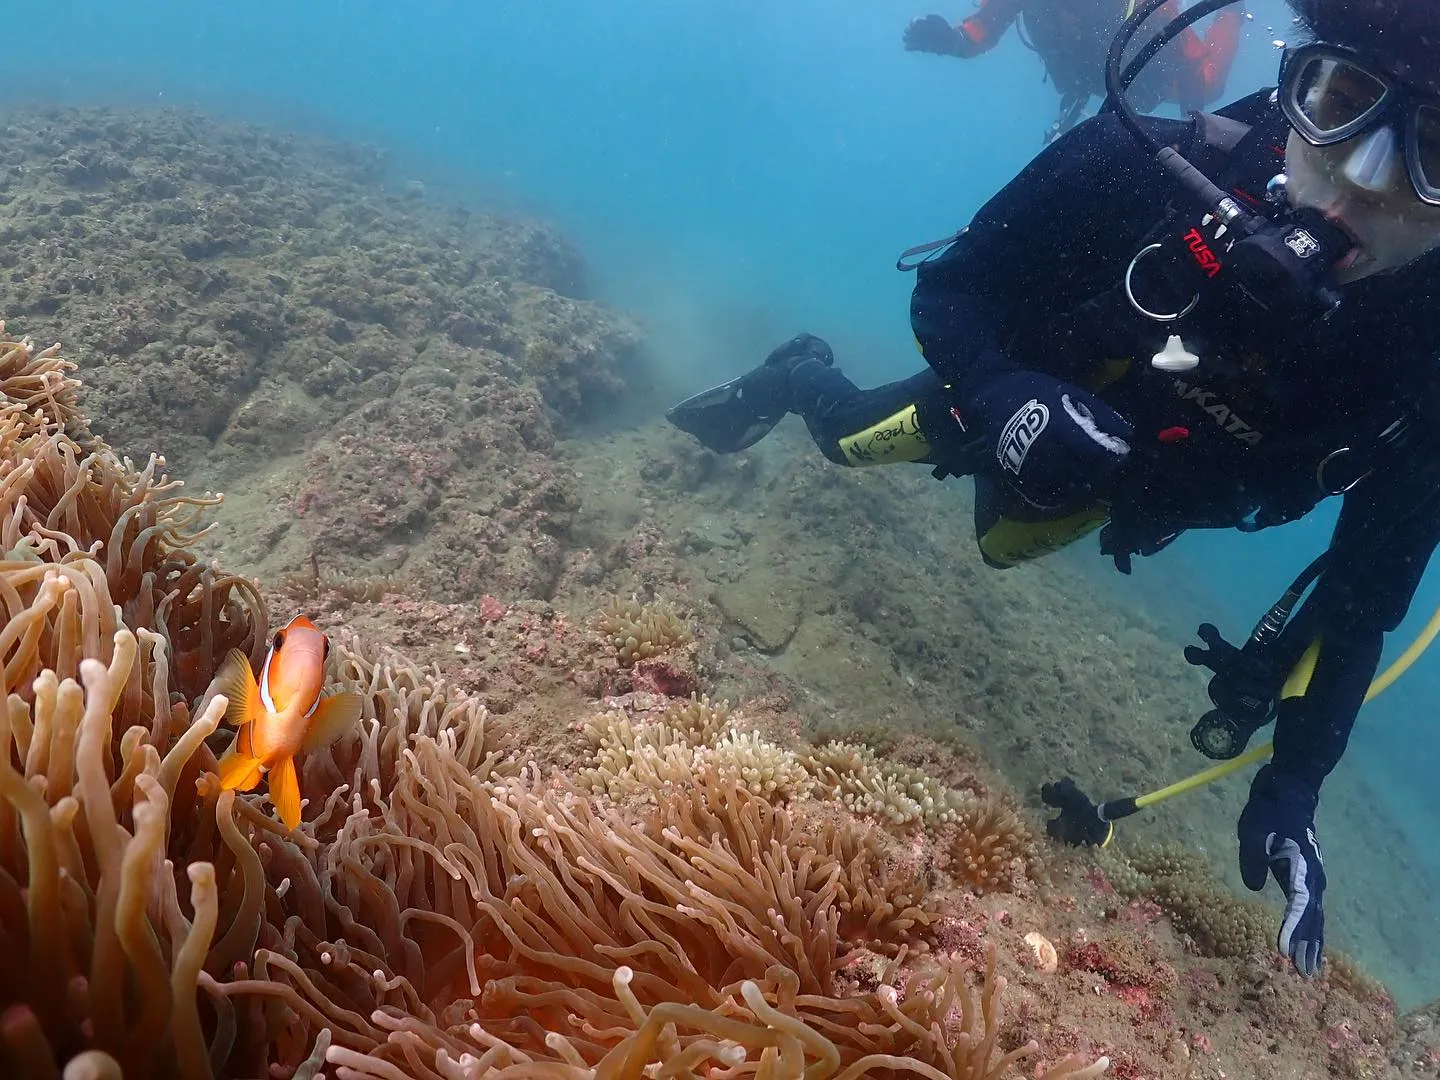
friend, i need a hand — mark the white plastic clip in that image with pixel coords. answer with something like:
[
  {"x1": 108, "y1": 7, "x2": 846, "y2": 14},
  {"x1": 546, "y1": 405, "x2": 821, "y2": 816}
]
[{"x1": 1150, "y1": 334, "x2": 1200, "y2": 372}]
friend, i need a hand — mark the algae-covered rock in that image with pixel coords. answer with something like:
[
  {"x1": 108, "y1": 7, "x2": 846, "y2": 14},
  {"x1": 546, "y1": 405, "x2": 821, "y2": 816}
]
[{"x1": 713, "y1": 579, "x2": 804, "y2": 653}]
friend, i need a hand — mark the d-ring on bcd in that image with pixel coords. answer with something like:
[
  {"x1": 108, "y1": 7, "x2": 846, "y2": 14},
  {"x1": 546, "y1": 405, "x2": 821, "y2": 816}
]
[
  {"x1": 1315, "y1": 446, "x2": 1371, "y2": 495},
  {"x1": 1125, "y1": 242, "x2": 1200, "y2": 322}
]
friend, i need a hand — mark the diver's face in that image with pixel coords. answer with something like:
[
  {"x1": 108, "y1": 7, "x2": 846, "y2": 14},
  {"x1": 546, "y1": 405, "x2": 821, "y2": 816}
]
[{"x1": 1285, "y1": 128, "x2": 1440, "y2": 283}]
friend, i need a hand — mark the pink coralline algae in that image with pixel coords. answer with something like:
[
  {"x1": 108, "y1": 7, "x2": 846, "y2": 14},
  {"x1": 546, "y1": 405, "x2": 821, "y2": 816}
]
[
  {"x1": 478, "y1": 594, "x2": 507, "y2": 623},
  {"x1": 629, "y1": 654, "x2": 700, "y2": 698}
]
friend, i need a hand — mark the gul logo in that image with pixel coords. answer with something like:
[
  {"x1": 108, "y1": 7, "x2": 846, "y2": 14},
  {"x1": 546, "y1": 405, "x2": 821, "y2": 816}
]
[
  {"x1": 1284, "y1": 228, "x2": 1321, "y2": 259},
  {"x1": 998, "y1": 399, "x2": 1049, "y2": 474},
  {"x1": 1184, "y1": 227, "x2": 1222, "y2": 277}
]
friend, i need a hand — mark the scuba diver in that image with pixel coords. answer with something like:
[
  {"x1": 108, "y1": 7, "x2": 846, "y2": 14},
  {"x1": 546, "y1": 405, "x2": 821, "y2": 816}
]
[
  {"x1": 904, "y1": 0, "x2": 1245, "y2": 142},
  {"x1": 668, "y1": 0, "x2": 1440, "y2": 979}
]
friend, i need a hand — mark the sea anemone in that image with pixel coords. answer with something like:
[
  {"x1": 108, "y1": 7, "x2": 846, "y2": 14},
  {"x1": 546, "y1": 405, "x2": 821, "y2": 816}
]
[{"x1": 0, "y1": 324, "x2": 1108, "y2": 1079}]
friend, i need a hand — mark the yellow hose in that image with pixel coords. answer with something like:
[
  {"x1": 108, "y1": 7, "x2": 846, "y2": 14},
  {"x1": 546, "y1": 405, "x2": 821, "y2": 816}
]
[
  {"x1": 1363, "y1": 601, "x2": 1440, "y2": 701},
  {"x1": 1133, "y1": 599, "x2": 1440, "y2": 808}
]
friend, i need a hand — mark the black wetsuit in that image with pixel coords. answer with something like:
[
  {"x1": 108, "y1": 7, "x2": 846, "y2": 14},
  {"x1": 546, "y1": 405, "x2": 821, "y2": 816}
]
[{"x1": 791, "y1": 89, "x2": 1440, "y2": 795}]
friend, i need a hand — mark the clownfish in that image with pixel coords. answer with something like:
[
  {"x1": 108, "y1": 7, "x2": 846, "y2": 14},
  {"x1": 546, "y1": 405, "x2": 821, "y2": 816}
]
[{"x1": 212, "y1": 615, "x2": 363, "y2": 829}]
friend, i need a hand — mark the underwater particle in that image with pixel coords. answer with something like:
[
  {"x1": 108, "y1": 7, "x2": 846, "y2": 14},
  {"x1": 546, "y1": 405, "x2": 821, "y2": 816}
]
[{"x1": 1024, "y1": 932, "x2": 1059, "y2": 973}]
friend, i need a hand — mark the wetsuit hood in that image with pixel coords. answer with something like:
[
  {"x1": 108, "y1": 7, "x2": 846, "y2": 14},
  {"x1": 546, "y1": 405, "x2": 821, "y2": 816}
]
[{"x1": 1289, "y1": 0, "x2": 1440, "y2": 95}]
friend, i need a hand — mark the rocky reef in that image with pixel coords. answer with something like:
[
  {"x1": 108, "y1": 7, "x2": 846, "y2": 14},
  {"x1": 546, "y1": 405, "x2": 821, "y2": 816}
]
[{"x1": 0, "y1": 104, "x2": 637, "y2": 600}]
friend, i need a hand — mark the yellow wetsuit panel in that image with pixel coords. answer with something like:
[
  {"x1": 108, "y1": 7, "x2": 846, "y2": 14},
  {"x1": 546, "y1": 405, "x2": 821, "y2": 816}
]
[
  {"x1": 978, "y1": 504, "x2": 1111, "y2": 567},
  {"x1": 839, "y1": 404, "x2": 931, "y2": 466}
]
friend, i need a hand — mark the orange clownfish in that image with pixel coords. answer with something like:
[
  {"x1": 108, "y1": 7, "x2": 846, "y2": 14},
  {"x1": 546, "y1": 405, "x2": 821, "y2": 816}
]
[{"x1": 213, "y1": 615, "x2": 363, "y2": 829}]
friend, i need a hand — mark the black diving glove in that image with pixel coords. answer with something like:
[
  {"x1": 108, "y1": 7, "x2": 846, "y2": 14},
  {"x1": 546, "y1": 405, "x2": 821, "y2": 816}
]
[
  {"x1": 965, "y1": 371, "x2": 1132, "y2": 512},
  {"x1": 1097, "y1": 513, "x2": 1181, "y2": 575},
  {"x1": 903, "y1": 14, "x2": 965, "y2": 54},
  {"x1": 1238, "y1": 762, "x2": 1326, "y2": 977},
  {"x1": 1183, "y1": 622, "x2": 1281, "y2": 758}
]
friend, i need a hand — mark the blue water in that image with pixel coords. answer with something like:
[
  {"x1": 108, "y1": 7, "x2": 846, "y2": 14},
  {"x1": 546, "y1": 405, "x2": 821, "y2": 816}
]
[{"x1": 11, "y1": 0, "x2": 1437, "y2": 983}]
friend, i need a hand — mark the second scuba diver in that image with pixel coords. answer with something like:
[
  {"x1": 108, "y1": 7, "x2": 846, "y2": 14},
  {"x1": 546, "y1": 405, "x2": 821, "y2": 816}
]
[
  {"x1": 669, "y1": 0, "x2": 1440, "y2": 978},
  {"x1": 903, "y1": 0, "x2": 1245, "y2": 142}
]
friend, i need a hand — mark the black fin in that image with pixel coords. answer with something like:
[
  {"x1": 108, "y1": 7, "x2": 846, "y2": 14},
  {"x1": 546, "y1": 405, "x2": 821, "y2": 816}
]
[{"x1": 665, "y1": 376, "x2": 783, "y2": 454}]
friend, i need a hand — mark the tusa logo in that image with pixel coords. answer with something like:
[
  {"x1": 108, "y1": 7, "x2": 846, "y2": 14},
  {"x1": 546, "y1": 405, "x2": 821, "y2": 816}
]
[
  {"x1": 998, "y1": 399, "x2": 1049, "y2": 474},
  {"x1": 1184, "y1": 227, "x2": 1222, "y2": 277}
]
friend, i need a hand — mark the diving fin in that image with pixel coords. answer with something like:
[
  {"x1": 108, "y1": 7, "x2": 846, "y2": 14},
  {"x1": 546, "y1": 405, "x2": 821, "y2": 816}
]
[{"x1": 665, "y1": 375, "x2": 784, "y2": 454}]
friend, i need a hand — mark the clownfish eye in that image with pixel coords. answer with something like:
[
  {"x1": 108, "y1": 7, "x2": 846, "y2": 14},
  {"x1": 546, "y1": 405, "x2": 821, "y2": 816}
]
[
  {"x1": 272, "y1": 630, "x2": 286, "y2": 651},
  {"x1": 322, "y1": 638, "x2": 330, "y2": 659}
]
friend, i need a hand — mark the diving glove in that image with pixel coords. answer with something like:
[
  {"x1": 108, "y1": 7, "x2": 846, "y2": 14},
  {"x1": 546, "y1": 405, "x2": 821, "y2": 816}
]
[
  {"x1": 903, "y1": 14, "x2": 965, "y2": 54},
  {"x1": 1238, "y1": 763, "x2": 1326, "y2": 977},
  {"x1": 966, "y1": 371, "x2": 1132, "y2": 512},
  {"x1": 1097, "y1": 511, "x2": 1181, "y2": 575}
]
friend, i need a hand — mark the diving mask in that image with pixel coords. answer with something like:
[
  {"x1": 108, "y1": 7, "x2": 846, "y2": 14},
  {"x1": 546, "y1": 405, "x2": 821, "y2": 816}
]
[{"x1": 1279, "y1": 42, "x2": 1440, "y2": 205}]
